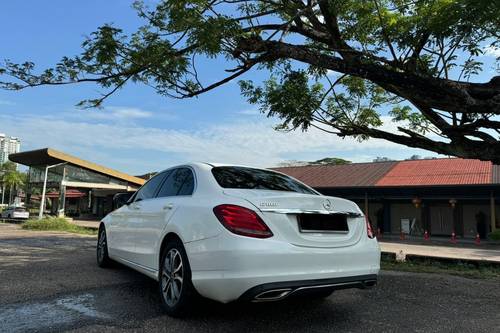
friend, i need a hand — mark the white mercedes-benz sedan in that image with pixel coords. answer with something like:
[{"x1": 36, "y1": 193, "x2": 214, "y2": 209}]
[{"x1": 97, "y1": 163, "x2": 380, "y2": 316}]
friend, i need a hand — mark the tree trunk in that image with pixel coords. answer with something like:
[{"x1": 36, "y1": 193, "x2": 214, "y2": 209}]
[{"x1": 9, "y1": 185, "x2": 13, "y2": 205}]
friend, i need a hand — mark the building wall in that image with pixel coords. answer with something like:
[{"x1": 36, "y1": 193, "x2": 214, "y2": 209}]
[
  {"x1": 368, "y1": 203, "x2": 383, "y2": 230},
  {"x1": 390, "y1": 203, "x2": 422, "y2": 235},
  {"x1": 321, "y1": 185, "x2": 500, "y2": 239},
  {"x1": 462, "y1": 204, "x2": 490, "y2": 238}
]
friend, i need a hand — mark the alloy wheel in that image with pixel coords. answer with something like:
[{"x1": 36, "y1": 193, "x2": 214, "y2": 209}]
[
  {"x1": 161, "y1": 248, "x2": 184, "y2": 307},
  {"x1": 97, "y1": 229, "x2": 106, "y2": 263}
]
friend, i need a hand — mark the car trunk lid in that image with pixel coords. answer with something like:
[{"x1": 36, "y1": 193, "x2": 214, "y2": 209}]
[{"x1": 223, "y1": 189, "x2": 364, "y2": 248}]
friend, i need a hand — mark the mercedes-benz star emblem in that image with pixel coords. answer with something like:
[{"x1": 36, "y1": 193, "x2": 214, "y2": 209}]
[{"x1": 323, "y1": 199, "x2": 332, "y2": 210}]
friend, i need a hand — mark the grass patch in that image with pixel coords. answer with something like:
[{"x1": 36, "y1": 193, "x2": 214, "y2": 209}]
[
  {"x1": 381, "y1": 253, "x2": 500, "y2": 280},
  {"x1": 22, "y1": 217, "x2": 97, "y2": 235}
]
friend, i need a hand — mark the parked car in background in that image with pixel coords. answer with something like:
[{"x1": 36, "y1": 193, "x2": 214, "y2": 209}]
[
  {"x1": 97, "y1": 163, "x2": 380, "y2": 317},
  {"x1": 1, "y1": 206, "x2": 30, "y2": 219}
]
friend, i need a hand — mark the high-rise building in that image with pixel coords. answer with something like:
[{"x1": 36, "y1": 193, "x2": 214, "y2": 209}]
[{"x1": 0, "y1": 133, "x2": 21, "y2": 165}]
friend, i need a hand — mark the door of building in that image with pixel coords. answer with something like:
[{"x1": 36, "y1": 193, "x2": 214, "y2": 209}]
[{"x1": 429, "y1": 204, "x2": 454, "y2": 236}]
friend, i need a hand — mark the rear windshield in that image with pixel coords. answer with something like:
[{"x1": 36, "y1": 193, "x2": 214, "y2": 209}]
[
  {"x1": 14, "y1": 207, "x2": 25, "y2": 212},
  {"x1": 211, "y1": 166, "x2": 317, "y2": 195}
]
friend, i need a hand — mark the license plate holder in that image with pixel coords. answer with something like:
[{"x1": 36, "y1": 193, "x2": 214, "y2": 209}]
[{"x1": 298, "y1": 213, "x2": 349, "y2": 233}]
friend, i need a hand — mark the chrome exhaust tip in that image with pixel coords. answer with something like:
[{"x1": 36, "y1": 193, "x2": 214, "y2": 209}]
[
  {"x1": 253, "y1": 288, "x2": 293, "y2": 302},
  {"x1": 362, "y1": 280, "x2": 377, "y2": 288}
]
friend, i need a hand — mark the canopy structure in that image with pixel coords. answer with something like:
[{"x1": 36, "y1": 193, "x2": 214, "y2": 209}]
[
  {"x1": 10, "y1": 148, "x2": 145, "y2": 187},
  {"x1": 10, "y1": 148, "x2": 145, "y2": 218}
]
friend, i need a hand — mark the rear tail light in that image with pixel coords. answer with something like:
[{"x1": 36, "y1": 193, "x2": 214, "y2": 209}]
[
  {"x1": 365, "y1": 215, "x2": 375, "y2": 239},
  {"x1": 213, "y1": 204, "x2": 273, "y2": 238}
]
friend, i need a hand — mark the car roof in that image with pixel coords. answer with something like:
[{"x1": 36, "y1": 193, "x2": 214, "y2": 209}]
[
  {"x1": 200, "y1": 162, "x2": 270, "y2": 169},
  {"x1": 156, "y1": 162, "x2": 284, "y2": 177}
]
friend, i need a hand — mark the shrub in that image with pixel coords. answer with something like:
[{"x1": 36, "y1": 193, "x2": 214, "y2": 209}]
[{"x1": 488, "y1": 230, "x2": 500, "y2": 241}]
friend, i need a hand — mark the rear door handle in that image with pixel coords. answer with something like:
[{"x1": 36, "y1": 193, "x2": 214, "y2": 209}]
[{"x1": 163, "y1": 203, "x2": 174, "y2": 210}]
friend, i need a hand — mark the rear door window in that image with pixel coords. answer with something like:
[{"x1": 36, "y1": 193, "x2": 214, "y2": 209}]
[
  {"x1": 211, "y1": 166, "x2": 317, "y2": 195},
  {"x1": 156, "y1": 168, "x2": 195, "y2": 198}
]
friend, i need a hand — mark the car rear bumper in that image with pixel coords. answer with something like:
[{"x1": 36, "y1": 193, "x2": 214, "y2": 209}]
[
  {"x1": 185, "y1": 233, "x2": 380, "y2": 303},
  {"x1": 239, "y1": 274, "x2": 377, "y2": 302},
  {"x1": 12, "y1": 213, "x2": 29, "y2": 219}
]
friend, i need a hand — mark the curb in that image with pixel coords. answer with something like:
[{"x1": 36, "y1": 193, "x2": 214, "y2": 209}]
[{"x1": 382, "y1": 251, "x2": 500, "y2": 267}]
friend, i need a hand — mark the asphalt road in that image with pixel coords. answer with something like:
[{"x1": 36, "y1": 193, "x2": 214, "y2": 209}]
[{"x1": 1, "y1": 223, "x2": 500, "y2": 333}]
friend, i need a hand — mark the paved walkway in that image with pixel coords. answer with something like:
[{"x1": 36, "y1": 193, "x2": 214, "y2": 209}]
[{"x1": 380, "y1": 241, "x2": 500, "y2": 263}]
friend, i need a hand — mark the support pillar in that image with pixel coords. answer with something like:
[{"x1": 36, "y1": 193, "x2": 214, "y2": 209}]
[
  {"x1": 491, "y1": 191, "x2": 496, "y2": 232},
  {"x1": 57, "y1": 167, "x2": 66, "y2": 217},
  {"x1": 364, "y1": 191, "x2": 369, "y2": 216},
  {"x1": 38, "y1": 166, "x2": 49, "y2": 220},
  {"x1": 383, "y1": 200, "x2": 391, "y2": 233}
]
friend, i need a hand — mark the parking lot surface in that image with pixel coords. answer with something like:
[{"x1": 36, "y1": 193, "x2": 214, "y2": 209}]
[{"x1": 1, "y1": 223, "x2": 499, "y2": 333}]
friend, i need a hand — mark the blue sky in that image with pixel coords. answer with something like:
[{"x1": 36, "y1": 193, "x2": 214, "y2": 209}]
[{"x1": 1, "y1": 1, "x2": 498, "y2": 175}]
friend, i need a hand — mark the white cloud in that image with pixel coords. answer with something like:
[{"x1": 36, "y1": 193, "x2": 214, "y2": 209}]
[
  {"x1": 72, "y1": 106, "x2": 153, "y2": 121},
  {"x1": 108, "y1": 107, "x2": 153, "y2": 119},
  {"x1": 483, "y1": 46, "x2": 500, "y2": 58},
  {"x1": 0, "y1": 111, "x2": 433, "y2": 174},
  {"x1": 326, "y1": 70, "x2": 336, "y2": 77},
  {"x1": 237, "y1": 108, "x2": 261, "y2": 116}
]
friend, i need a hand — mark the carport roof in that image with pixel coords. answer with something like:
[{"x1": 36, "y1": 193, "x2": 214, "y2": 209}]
[{"x1": 9, "y1": 148, "x2": 145, "y2": 186}]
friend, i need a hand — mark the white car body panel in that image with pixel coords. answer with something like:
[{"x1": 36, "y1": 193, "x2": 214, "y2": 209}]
[
  {"x1": 106, "y1": 205, "x2": 135, "y2": 261},
  {"x1": 101, "y1": 162, "x2": 380, "y2": 303}
]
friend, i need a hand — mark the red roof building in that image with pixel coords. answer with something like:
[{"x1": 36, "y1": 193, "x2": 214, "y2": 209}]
[
  {"x1": 274, "y1": 161, "x2": 397, "y2": 188},
  {"x1": 274, "y1": 158, "x2": 500, "y2": 239},
  {"x1": 376, "y1": 159, "x2": 492, "y2": 186},
  {"x1": 274, "y1": 158, "x2": 497, "y2": 188}
]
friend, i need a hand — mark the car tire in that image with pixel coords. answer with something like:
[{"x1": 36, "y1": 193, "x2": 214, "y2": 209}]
[
  {"x1": 96, "y1": 225, "x2": 112, "y2": 268},
  {"x1": 159, "y1": 238, "x2": 196, "y2": 317}
]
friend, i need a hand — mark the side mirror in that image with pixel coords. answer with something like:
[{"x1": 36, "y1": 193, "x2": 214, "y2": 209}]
[{"x1": 113, "y1": 192, "x2": 135, "y2": 210}]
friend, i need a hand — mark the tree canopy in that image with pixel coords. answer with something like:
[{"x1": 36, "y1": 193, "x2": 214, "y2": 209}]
[
  {"x1": 310, "y1": 157, "x2": 351, "y2": 165},
  {"x1": 1, "y1": 0, "x2": 499, "y2": 161},
  {"x1": 2, "y1": 170, "x2": 25, "y2": 189},
  {"x1": 278, "y1": 156, "x2": 351, "y2": 166}
]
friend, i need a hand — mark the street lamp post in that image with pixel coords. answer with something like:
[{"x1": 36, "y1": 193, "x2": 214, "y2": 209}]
[{"x1": 38, "y1": 163, "x2": 66, "y2": 220}]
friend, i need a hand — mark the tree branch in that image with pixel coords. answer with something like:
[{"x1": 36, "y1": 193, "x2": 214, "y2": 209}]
[{"x1": 235, "y1": 38, "x2": 500, "y2": 114}]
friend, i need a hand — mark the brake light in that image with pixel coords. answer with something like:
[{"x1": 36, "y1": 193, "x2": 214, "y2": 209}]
[
  {"x1": 213, "y1": 204, "x2": 273, "y2": 238},
  {"x1": 365, "y1": 215, "x2": 375, "y2": 239}
]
